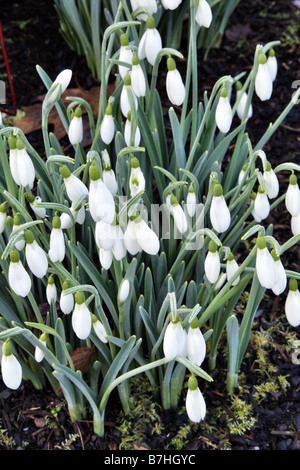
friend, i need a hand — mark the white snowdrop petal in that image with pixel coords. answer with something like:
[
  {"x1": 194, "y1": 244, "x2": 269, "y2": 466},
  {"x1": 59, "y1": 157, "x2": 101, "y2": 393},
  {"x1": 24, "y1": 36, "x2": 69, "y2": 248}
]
[
  {"x1": 8, "y1": 261, "x2": 31, "y2": 297},
  {"x1": 187, "y1": 327, "x2": 206, "y2": 366},
  {"x1": 68, "y1": 116, "x2": 83, "y2": 145},
  {"x1": 64, "y1": 174, "x2": 88, "y2": 205},
  {"x1": 254, "y1": 192, "x2": 270, "y2": 220},
  {"x1": 103, "y1": 169, "x2": 118, "y2": 195},
  {"x1": 17, "y1": 148, "x2": 35, "y2": 189},
  {"x1": 1, "y1": 354, "x2": 22, "y2": 390},
  {"x1": 72, "y1": 303, "x2": 92, "y2": 340},
  {"x1": 134, "y1": 219, "x2": 160, "y2": 255},
  {"x1": 285, "y1": 290, "x2": 300, "y2": 327},
  {"x1": 119, "y1": 47, "x2": 133, "y2": 79},
  {"x1": 99, "y1": 248, "x2": 113, "y2": 270},
  {"x1": 100, "y1": 114, "x2": 115, "y2": 145},
  {"x1": 118, "y1": 279, "x2": 130, "y2": 303},
  {"x1": 210, "y1": 195, "x2": 231, "y2": 233},
  {"x1": 25, "y1": 241, "x2": 48, "y2": 278},
  {"x1": 60, "y1": 292, "x2": 74, "y2": 315},
  {"x1": 256, "y1": 248, "x2": 276, "y2": 289},
  {"x1": 186, "y1": 388, "x2": 206, "y2": 423},
  {"x1": 166, "y1": 69, "x2": 186, "y2": 106},
  {"x1": 226, "y1": 259, "x2": 240, "y2": 286},
  {"x1": 285, "y1": 183, "x2": 300, "y2": 217},
  {"x1": 236, "y1": 90, "x2": 253, "y2": 120},
  {"x1": 48, "y1": 228, "x2": 65, "y2": 263},
  {"x1": 267, "y1": 55, "x2": 278, "y2": 82},
  {"x1": 195, "y1": 0, "x2": 212, "y2": 28},
  {"x1": 95, "y1": 220, "x2": 114, "y2": 250},
  {"x1": 204, "y1": 251, "x2": 220, "y2": 284},
  {"x1": 145, "y1": 29, "x2": 162, "y2": 66},
  {"x1": 124, "y1": 220, "x2": 141, "y2": 256},
  {"x1": 255, "y1": 63, "x2": 273, "y2": 101},
  {"x1": 215, "y1": 96, "x2": 232, "y2": 133},
  {"x1": 131, "y1": 65, "x2": 146, "y2": 97},
  {"x1": 272, "y1": 259, "x2": 287, "y2": 296},
  {"x1": 263, "y1": 170, "x2": 279, "y2": 199},
  {"x1": 93, "y1": 320, "x2": 108, "y2": 343}
]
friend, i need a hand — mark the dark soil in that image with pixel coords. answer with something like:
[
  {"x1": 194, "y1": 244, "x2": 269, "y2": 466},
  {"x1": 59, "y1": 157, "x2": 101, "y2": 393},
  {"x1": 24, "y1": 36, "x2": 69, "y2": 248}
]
[{"x1": 0, "y1": 0, "x2": 300, "y2": 451}]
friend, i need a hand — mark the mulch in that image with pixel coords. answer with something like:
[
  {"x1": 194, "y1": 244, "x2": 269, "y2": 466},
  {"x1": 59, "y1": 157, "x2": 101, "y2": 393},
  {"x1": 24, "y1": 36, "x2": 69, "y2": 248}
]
[{"x1": 0, "y1": 0, "x2": 299, "y2": 451}]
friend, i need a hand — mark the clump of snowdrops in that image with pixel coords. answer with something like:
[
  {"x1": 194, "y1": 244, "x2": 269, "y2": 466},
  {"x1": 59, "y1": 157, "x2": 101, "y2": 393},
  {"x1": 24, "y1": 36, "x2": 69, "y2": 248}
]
[{"x1": 0, "y1": 0, "x2": 299, "y2": 437}]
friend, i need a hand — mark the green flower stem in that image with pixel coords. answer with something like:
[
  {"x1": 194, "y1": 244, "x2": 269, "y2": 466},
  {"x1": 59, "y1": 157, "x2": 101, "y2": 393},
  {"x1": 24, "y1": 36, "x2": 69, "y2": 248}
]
[{"x1": 27, "y1": 292, "x2": 44, "y2": 324}]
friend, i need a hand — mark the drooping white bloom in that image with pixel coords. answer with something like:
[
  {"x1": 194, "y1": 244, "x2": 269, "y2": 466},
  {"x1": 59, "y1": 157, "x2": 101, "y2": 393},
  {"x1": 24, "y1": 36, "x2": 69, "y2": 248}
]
[
  {"x1": 263, "y1": 162, "x2": 279, "y2": 199},
  {"x1": 186, "y1": 375, "x2": 206, "y2": 423},
  {"x1": 133, "y1": 216, "x2": 160, "y2": 255},
  {"x1": 60, "y1": 203, "x2": 85, "y2": 229},
  {"x1": 166, "y1": 57, "x2": 185, "y2": 106},
  {"x1": 120, "y1": 72, "x2": 138, "y2": 118},
  {"x1": 186, "y1": 185, "x2": 196, "y2": 218},
  {"x1": 255, "y1": 236, "x2": 276, "y2": 289},
  {"x1": 215, "y1": 85, "x2": 232, "y2": 134},
  {"x1": 285, "y1": 173, "x2": 300, "y2": 217},
  {"x1": 238, "y1": 164, "x2": 249, "y2": 189},
  {"x1": 169, "y1": 195, "x2": 188, "y2": 234},
  {"x1": 195, "y1": 0, "x2": 212, "y2": 28},
  {"x1": 210, "y1": 183, "x2": 231, "y2": 233},
  {"x1": 92, "y1": 314, "x2": 108, "y2": 343},
  {"x1": 130, "y1": 54, "x2": 146, "y2": 97},
  {"x1": 34, "y1": 333, "x2": 47, "y2": 363},
  {"x1": 95, "y1": 219, "x2": 115, "y2": 251},
  {"x1": 226, "y1": 253, "x2": 240, "y2": 286},
  {"x1": 12, "y1": 213, "x2": 25, "y2": 251},
  {"x1": 271, "y1": 252, "x2": 287, "y2": 296},
  {"x1": 163, "y1": 319, "x2": 187, "y2": 361},
  {"x1": 130, "y1": 0, "x2": 157, "y2": 21},
  {"x1": 291, "y1": 212, "x2": 300, "y2": 236},
  {"x1": 285, "y1": 279, "x2": 300, "y2": 327},
  {"x1": 59, "y1": 279, "x2": 74, "y2": 315},
  {"x1": 118, "y1": 279, "x2": 130, "y2": 303},
  {"x1": 68, "y1": 106, "x2": 83, "y2": 145},
  {"x1": 45, "y1": 69, "x2": 72, "y2": 109},
  {"x1": 129, "y1": 157, "x2": 145, "y2": 197},
  {"x1": 99, "y1": 248, "x2": 113, "y2": 270},
  {"x1": 124, "y1": 219, "x2": 141, "y2": 256},
  {"x1": 8, "y1": 249, "x2": 31, "y2": 297},
  {"x1": 103, "y1": 167, "x2": 118, "y2": 195},
  {"x1": 187, "y1": 320, "x2": 206, "y2": 366},
  {"x1": 89, "y1": 165, "x2": 115, "y2": 224},
  {"x1": 138, "y1": 16, "x2": 162, "y2": 66},
  {"x1": 204, "y1": 241, "x2": 220, "y2": 284},
  {"x1": 48, "y1": 215, "x2": 65, "y2": 263},
  {"x1": 26, "y1": 193, "x2": 47, "y2": 219},
  {"x1": 111, "y1": 224, "x2": 127, "y2": 261},
  {"x1": 118, "y1": 33, "x2": 133, "y2": 79},
  {"x1": 235, "y1": 81, "x2": 253, "y2": 120},
  {"x1": 8, "y1": 136, "x2": 35, "y2": 189},
  {"x1": 267, "y1": 48, "x2": 278, "y2": 82},
  {"x1": 60, "y1": 165, "x2": 88, "y2": 206},
  {"x1": 124, "y1": 112, "x2": 141, "y2": 147},
  {"x1": 255, "y1": 52, "x2": 273, "y2": 101},
  {"x1": 46, "y1": 275, "x2": 57, "y2": 305},
  {"x1": 1, "y1": 341, "x2": 22, "y2": 390},
  {"x1": 51, "y1": 69, "x2": 72, "y2": 95},
  {"x1": 253, "y1": 187, "x2": 270, "y2": 221},
  {"x1": 161, "y1": 0, "x2": 182, "y2": 9},
  {"x1": 72, "y1": 292, "x2": 92, "y2": 340},
  {"x1": 0, "y1": 202, "x2": 7, "y2": 234},
  {"x1": 24, "y1": 230, "x2": 48, "y2": 278},
  {"x1": 100, "y1": 103, "x2": 115, "y2": 145}
]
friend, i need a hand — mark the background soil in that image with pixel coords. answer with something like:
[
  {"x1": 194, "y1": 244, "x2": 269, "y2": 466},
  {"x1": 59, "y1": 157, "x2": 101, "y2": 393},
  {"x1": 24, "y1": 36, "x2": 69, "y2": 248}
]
[{"x1": 0, "y1": 0, "x2": 300, "y2": 451}]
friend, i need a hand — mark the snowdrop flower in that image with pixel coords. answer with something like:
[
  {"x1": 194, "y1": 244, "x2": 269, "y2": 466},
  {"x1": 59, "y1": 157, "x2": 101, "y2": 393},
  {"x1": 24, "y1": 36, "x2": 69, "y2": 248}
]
[
  {"x1": 60, "y1": 165, "x2": 88, "y2": 206},
  {"x1": 111, "y1": 223, "x2": 127, "y2": 261},
  {"x1": 118, "y1": 33, "x2": 133, "y2": 79},
  {"x1": 118, "y1": 279, "x2": 130, "y2": 303},
  {"x1": 25, "y1": 193, "x2": 47, "y2": 219},
  {"x1": 210, "y1": 183, "x2": 231, "y2": 233},
  {"x1": 253, "y1": 186, "x2": 270, "y2": 221},
  {"x1": 130, "y1": 0, "x2": 157, "y2": 21},
  {"x1": 60, "y1": 203, "x2": 85, "y2": 229},
  {"x1": 186, "y1": 375, "x2": 206, "y2": 423},
  {"x1": 1, "y1": 340, "x2": 22, "y2": 390},
  {"x1": 95, "y1": 219, "x2": 115, "y2": 251},
  {"x1": 187, "y1": 319, "x2": 206, "y2": 366},
  {"x1": 161, "y1": 0, "x2": 183, "y2": 9},
  {"x1": 92, "y1": 314, "x2": 108, "y2": 343},
  {"x1": 103, "y1": 166, "x2": 118, "y2": 195},
  {"x1": 226, "y1": 253, "x2": 240, "y2": 286},
  {"x1": 89, "y1": 164, "x2": 115, "y2": 224},
  {"x1": 68, "y1": 106, "x2": 83, "y2": 145},
  {"x1": 124, "y1": 112, "x2": 141, "y2": 147},
  {"x1": 51, "y1": 69, "x2": 72, "y2": 95},
  {"x1": 129, "y1": 157, "x2": 145, "y2": 197},
  {"x1": 186, "y1": 184, "x2": 196, "y2": 218},
  {"x1": 163, "y1": 318, "x2": 187, "y2": 360},
  {"x1": 100, "y1": 103, "x2": 115, "y2": 145},
  {"x1": 166, "y1": 57, "x2": 185, "y2": 106},
  {"x1": 271, "y1": 250, "x2": 287, "y2": 296},
  {"x1": 204, "y1": 240, "x2": 220, "y2": 284},
  {"x1": 235, "y1": 81, "x2": 253, "y2": 120},
  {"x1": 291, "y1": 212, "x2": 300, "y2": 236},
  {"x1": 285, "y1": 173, "x2": 300, "y2": 217},
  {"x1": 44, "y1": 69, "x2": 72, "y2": 109},
  {"x1": 46, "y1": 275, "x2": 57, "y2": 305},
  {"x1": 8, "y1": 136, "x2": 35, "y2": 189},
  {"x1": 255, "y1": 236, "x2": 276, "y2": 289},
  {"x1": 99, "y1": 248, "x2": 113, "y2": 270},
  {"x1": 59, "y1": 279, "x2": 74, "y2": 315},
  {"x1": 120, "y1": 72, "x2": 138, "y2": 118},
  {"x1": 72, "y1": 291, "x2": 92, "y2": 340},
  {"x1": 169, "y1": 195, "x2": 188, "y2": 234},
  {"x1": 263, "y1": 162, "x2": 279, "y2": 199},
  {"x1": 0, "y1": 202, "x2": 7, "y2": 234},
  {"x1": 12, "y1": 213, "x2": 25, "y2": 251},
  {"x1": 130, "y1": 53, "x2": 146, "y2": 97},
  {"x1": 285, "y1": 278, "x2": 300, "y2": 327},
  {"x1": 124, "y1": 214, "x2": 160, "y2": 256},
  {"x1": 34, "y1": 333, "x2": 47, "y2": 363},
  {"x1": 195, "y1": 0, "x2": 212, "y2": 28},
  {"x1": 48, "y1": 214, "x2": 65, "y2": 263},
  {"x1": 255, "y1": 52, "x2": 273, "y2": 101},
  {"x1": 138, "y1": 16, "x2": 162, "y2": 66},
  {"x1": 238, "y1": 164, "x2": 249, "y2": 189},
  {"x1": 8, "y1": 249, "x2": 31, "y2": 297},
  {"x1": 24, "y1": 230, "x2": 48, "y2": 279},
  {"x1": 215, "y1": 85, "x2": 232, "y2": 134},
  {"x1": 267, "y1": 48, "x2": 278, "y2": 82}
]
